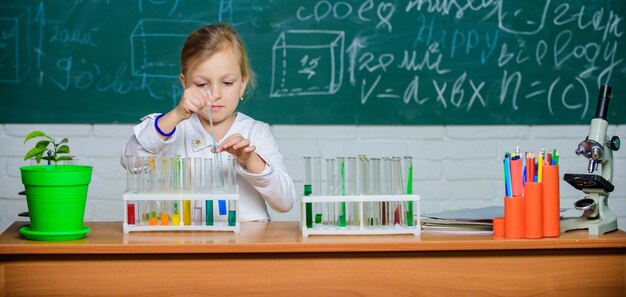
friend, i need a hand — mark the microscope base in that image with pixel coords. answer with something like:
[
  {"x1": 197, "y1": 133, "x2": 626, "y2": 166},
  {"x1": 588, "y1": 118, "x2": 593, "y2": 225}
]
[{"x1": 560, "y1": 197, "x2": 618, "y2": 235}]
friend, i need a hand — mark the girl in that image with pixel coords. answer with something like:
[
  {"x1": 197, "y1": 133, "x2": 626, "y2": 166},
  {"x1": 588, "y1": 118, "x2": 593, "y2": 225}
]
[{"x1": 121, "y1": 23, "x2": 296, "y2": 221}]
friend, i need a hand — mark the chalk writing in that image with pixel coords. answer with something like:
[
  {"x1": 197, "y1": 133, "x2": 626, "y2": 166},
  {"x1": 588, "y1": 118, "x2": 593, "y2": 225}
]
[{"x1": 0, "y1": 0, "x2": 624, "y2": 124}]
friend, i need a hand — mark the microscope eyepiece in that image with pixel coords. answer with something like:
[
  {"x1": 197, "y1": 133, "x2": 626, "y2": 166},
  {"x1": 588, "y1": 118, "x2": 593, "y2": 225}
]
[{"x1": 594, "y1": 85, "x2": 611, "y2": 120}]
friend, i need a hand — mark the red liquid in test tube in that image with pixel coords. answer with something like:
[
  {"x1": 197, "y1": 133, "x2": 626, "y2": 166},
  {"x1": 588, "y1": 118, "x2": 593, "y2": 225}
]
[{"x1": 128, "y1": 203, "x2": 136, "y2": 225}]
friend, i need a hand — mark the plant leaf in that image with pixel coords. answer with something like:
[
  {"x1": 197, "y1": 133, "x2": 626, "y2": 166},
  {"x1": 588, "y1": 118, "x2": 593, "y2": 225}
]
[
  {"x1": 57, "y1": 145, "x2": 70, "y2": 154},
  {"x1": 56, "y1": 156, "x2": 73, "y2": 161},
  {"x1": 23, "y1": 131, "x2": 47, "y2": 144},
  {"x1": 24, "y1": 146, "x2": 48, "y2": 161},
  {"x1": 59, "y1": 138, "x2": 69, "y2": 144},
  {"x1": 35, "y1": 140, "x2": 50, "y2": 148},
  {"x1": 36, "y1": 153, "x2": 43, "y2": 164}
]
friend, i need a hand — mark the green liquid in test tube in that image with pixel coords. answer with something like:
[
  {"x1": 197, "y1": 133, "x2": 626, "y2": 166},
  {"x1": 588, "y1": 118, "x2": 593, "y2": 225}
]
[
  {"x1": 304, "y1": 157, "x2": 313, "y2": 228},
  {"x1": 407, "y1": 162, "x2": 414, "y2": 226},
  {"x1": 339, "y1": 158, "x2": 346, "y2": 227},
  {"x1": 305, "y1": 185, "x2": 312, "y2": 228},
  {"x1": 206, "y1": 200, "x2": 213, "y2": 226},
  {"x1": 313, "y1": 157, "x2": 322, "y2": 224},
  {"x1": 227, "y1": 199, "x2": 236, "y2": 227},
  {"x1": 228, "y1": 210, "x2": 236, "y2": 226}
]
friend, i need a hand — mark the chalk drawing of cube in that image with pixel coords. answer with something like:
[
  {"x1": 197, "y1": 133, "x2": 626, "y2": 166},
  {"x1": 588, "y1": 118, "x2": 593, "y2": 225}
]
[
  {"x1": 271, "y1": 30, "x2": 344, "y2": 97},
  {"x1": 131, "y1": 19, "x2": 204, "y2": 78},
  {"x1": 0, "y1": 6, "x2": 31, "y2": 83}
]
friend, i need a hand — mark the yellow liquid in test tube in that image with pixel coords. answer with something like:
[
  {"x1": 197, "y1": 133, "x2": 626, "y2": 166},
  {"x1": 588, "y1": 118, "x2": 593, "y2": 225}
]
[
  {"x1": 172, "y1": 202, "x2": 180, "y2": 225},
  {"x1": 183, "y1": 200, "x2": 191, "y2": 225}
]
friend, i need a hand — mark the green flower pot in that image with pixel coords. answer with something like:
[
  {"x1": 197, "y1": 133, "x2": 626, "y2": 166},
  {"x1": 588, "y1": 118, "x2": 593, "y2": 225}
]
[{"x1": 19, "y1": 165, "x2": 93, "y2": 241}]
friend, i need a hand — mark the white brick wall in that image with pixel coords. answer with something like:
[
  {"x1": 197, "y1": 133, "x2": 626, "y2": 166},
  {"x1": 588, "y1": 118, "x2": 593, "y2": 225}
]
[{"x1": 1, "y1": 124, "x2": 624, "y2": 233}]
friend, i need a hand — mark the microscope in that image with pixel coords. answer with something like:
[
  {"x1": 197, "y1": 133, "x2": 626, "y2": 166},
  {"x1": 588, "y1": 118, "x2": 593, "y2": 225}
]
[{"x1": 561, "y1": 85, "x2": 621, "y2": 235}]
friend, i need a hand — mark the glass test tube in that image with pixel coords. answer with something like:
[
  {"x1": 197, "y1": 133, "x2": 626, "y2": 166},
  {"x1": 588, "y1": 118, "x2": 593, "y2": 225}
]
[
  {"x1": 357, "y1": 155, "x2": 369, "y2": 227},
  {"x1": 337, "y1": 157, "x2": 346, "y2": 227},
  {"x1": 148, "y1": 164, "x2": 158, "y2": 228},
  {"x1": 392, "y1": 157, "x2": 405, "y2": 226},
  {"x1": 146, "y1": 156, "x2": 162, "y2": 225},
  {"x1": 182, "y1": 157, "x2": 192, "y2": 225},
  {"x1": 152, "y1": 157, "x2": 168, "y2": 225},
  {"x1": 403, "y1": 156, "x2": 414, "y2": 226},
  {"x1": 369, "y1": 158, "x2": 381, "y2": 226},
  {"x1": 159, "y1": 155, "x2": 171, "y2": 226},
  {"x1": 204, "y1": 158, "x2": 214, "y2": 226},
  {"x1": 313, "y1": 157, "x2": 322, "y2": 224},
  {"x1": 226, "y1": 155, "x2": 237, "y2": 226},
  {"x1": 171, "y1": 156, "x2": 181, "y2": 226},
  {"x1": 303, "y1": 157, "x2": 313, "y2": 228},
  {"x1": 135, "y1": 156, "x2": 146, "y2": 193},
  {"x1": 193, "y1": 158, "x2": 203, "y2": 225},
  {"x1": 124, "y1": 155, "x2": 138, "y2": 225},
  {"x1": 381, "y1": 157, "x2": 391, "y2": 226},
  {"x1": 159, "y1": 155, "x2": 170, "y2": 193},
  {"x1": 214, "y1": 152, "x2": 227, "y2": 216},
  {"x1": 345, "y1": 157, "x2": 357, "y2": 226},
  {"x1": 133, "y1": 156, "x2": 149, "y2": 225},
  {"x1": 147, "y1": 156, "x2": 158, "y2": 193},
  {"x1": 124, "y1": 155, "x2": 137, "y2": 193},
  {"x1": 324, "y1": 158, "x2": 337, "y2": 225}
]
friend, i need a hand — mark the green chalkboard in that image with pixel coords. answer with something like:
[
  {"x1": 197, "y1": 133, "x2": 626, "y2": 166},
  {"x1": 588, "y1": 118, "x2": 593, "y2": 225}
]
[{"x1": 1, "y1": 0, "x2": 625, "y2": 124}]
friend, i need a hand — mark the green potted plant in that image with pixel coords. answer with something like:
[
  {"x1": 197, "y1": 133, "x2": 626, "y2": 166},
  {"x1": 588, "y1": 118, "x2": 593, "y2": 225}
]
[{"x1": 19, "y1": 131, "x2": 93, "y2": 241}]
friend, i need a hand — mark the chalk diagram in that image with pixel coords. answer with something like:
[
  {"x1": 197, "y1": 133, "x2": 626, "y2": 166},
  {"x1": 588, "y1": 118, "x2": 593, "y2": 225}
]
[
  {"x1": 130, "y1": 19, "x2": 204, "y2": 78},
  {"x1": 271, "y1": 30, "x2": 344, "y2": 97},
  {"x1": 0, "y1": 6, "x2": 31, "y2": 83}
]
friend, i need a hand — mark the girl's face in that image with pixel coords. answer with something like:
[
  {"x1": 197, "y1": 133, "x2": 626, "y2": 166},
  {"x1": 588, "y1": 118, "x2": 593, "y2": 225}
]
[{"x1": 181, "y1": 47, "x2": 248, "y2": 126}]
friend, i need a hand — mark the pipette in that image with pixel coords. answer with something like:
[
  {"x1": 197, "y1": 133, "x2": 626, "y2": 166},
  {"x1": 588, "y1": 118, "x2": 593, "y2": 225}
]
[
  {"x1": 205, "y1": 88, "x2": 219, "y2": 155},
  {"x1": 205, "y1": 88, "x2": 227, "y2": 215}
]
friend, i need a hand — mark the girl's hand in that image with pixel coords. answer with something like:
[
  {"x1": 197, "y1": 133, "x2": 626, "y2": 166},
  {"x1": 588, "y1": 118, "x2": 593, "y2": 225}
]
[
  {"x1": 216, "y1": 133, "x2": 266, "y2": 174},
  {"x1": 174, "y1": 86, "x2": 210, "y2": 121}
]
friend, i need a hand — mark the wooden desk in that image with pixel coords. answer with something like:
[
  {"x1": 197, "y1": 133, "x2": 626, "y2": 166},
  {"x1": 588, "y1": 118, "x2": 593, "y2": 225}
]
[{"x1": 0, "y1": 222, "x2": 624, "y2": 296}]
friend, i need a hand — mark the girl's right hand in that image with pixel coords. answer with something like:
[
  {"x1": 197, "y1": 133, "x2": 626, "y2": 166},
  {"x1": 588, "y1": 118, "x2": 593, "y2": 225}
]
[{"x1": 174, "y1": 86, "x2": 209, "y2": 121}]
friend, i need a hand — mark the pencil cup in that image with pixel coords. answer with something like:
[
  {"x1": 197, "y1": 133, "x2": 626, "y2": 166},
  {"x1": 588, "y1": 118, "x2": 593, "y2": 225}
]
[
  {"x1": 542, "y1": 165, "x2": 560, "y2": 237},
  {"x1": 504, "y1": 196, "x2": 524, "y2": 238},
  {"x1": 524, "y1": 182, "x2": 543, "y2": 239},
  {"x1": 493, "y1": 217, "x2": 505, "y2": 237}
]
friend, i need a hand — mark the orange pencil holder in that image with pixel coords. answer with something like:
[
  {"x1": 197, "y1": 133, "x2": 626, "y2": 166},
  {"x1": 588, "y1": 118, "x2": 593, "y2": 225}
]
[
  {"x1": 493, "y1": 217, "x2": 505, "y2": 237},
  {"x1": 524, "y1": 182, "x2": 543, "y2": 239},
  {"x1": 505, "y1": 196, "x2": 524, "y2": 239},
  {"x1": 542, "y1": 165, "x2": 560, "y2": 237}
]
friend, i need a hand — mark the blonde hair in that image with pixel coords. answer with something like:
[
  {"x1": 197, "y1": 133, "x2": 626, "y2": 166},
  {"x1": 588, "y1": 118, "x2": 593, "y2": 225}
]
[{"x1": 180, "y1": 23, "x2": 256, "y2": 94}]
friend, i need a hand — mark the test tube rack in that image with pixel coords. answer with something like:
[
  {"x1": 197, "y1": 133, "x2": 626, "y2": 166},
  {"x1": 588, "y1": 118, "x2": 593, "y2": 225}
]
[
  {"x1": 122, "y1": 191, "x2": 239, "y2": 234},
  {"x1": 301, "y1": 194, "x2": 420, "y2": 237}
]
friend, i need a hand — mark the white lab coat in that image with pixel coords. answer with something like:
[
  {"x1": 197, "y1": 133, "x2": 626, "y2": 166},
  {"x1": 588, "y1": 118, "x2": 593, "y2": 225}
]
[{"x1": 120, "y1": 112, "x2": 296, "y2": 221}]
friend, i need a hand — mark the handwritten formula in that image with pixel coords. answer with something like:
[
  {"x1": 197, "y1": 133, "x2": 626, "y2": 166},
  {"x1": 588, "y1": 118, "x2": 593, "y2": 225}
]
[{"x1": 0, "y1": 0, "x2": 623, "y2": 124}]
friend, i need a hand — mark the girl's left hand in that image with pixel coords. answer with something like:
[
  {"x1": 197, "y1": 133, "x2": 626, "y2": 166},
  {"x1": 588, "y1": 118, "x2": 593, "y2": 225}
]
[{"x1": 215, "y1": 133, "x2": 265, "y2": 173}]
